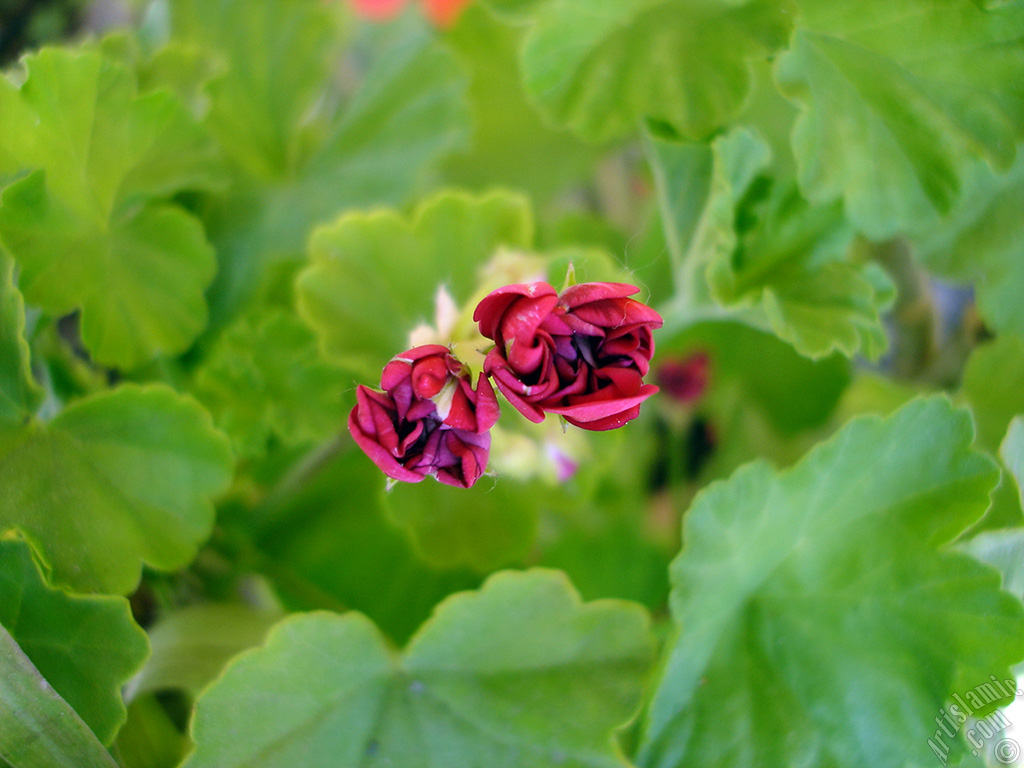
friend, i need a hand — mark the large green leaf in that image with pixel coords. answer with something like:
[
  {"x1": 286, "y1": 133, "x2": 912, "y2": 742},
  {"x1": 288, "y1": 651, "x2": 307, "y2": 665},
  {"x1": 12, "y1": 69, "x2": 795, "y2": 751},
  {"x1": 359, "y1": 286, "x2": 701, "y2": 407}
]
[
  {"x1": 649, "y1": 127, "x2": 893, "y2": 359},
  {"x1": 0, "y1": 539, "x2": 149, "y2": 743},
  {"x1": 776, "y1": 0, "x2": 1024, "y2": 238},
  {"x1": 0, "y1": 49, "x2": 222, "y2": 369},
  {"x1": 520, "y1": 0, "x2": 794, "y2": 142},
  {"x1": 0, "y1": 251, "x2": 41, "y2": 426},
  {"x1": 0, "y1": 385, "x2": 233, "y2": 594},
  {"x1": 0, "y1": 175, "x2": 215, "y2": 370},
  {"x1": 959, "y1": 336, "x2": 1024, "y2": 528},
  {"x1": 914, "y1": 153, "x2": 1024, "y2": 338},
  {"x1": 297, "y1": 189, "x2": 533, "y2": 377},
  {"x1": 0, "y1": 623, "x2": 120, "y2": 768},
  {"x1": 184, "y1": 570, "x2": 653, "y2": 768},
  {"x1": 640, "y1": 397, "x2": 1024, "y2": 767},
  {"x1": 193, "y1": 309, "x2": 349, "y2": 459}
]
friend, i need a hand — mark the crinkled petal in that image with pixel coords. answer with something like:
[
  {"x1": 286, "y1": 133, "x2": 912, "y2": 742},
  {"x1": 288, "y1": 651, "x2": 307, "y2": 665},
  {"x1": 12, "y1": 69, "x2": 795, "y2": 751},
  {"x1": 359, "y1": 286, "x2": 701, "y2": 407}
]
[
  {"x1": 474, "y1": 282, "x2": 557, "y2": 341},
  {"x1": 569, "y1": 298, "x2": 663, "y2": 331},
  {"x1": 473, "y1": 373, "x2": 501, "y2": 432},
  {"x1": 559, "y1": 282, "x2": 639, "y2": 308},
  {"x1": 348, "y1": 407, "x2": 426, "y2": 484},
  {"x1": 544, "y1": 384, "x2": 659, "y2": 426}
]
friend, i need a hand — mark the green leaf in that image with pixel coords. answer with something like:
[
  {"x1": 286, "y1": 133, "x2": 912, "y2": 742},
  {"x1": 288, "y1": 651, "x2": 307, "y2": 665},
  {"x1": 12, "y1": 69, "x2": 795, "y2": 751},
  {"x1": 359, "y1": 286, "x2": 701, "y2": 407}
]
[
  {"x1": 0, "y1": 77, "x2": 35, "y2": 176},
  {"x1": 0, "y1": 48, "x2": 223, "y2": 215},
  {"x1": 0, "y1": 623, "x2": 120, "y2": 768},
  {"x1": 193, "y1": 309, "x2": 349, "y2": 459},
  {"x1": 958, "y1": 336, "x2": 1024, "y2": 529},
  {"x1": 914, "y1": 153, "x2": 1024, "y2": 338},
  {"x1": 0, "y1": 251, "x2": 41, "y2": 427},
  {"x1": 383, "y1": 478, "x2": 541, "y2": 573},
  {"x1": 776, "y1": 0, "x2": 1024, "y2": 238},
  {"x1": 184, "y1": 570, "x2": 654, "y2": 768},
  {"x1": 0, "y1": 539, "x2": 149, "y2": 744},
  {"x1": 0, "y1": 48, "x2": 222, "y2": 369},
  {"x1": 170, "y1": 0, "x2": 346, "y2": 180},
  {"x1": 297, "y1": 189, "x2": 533, "y2": 377},
  {"x1": 639, "y1": 397, "x2": 1024, "y2": 767},
  {"x1": 0, "y1": 175, "x2": 216, "y2": 369},
  {"x1": 649, "y1": 127, "x2": 893, "y2": 359},
  {"x1": 126, "y1": 604, "x2": 281, "y2": 701},
  {"x1": 0, "y1": 385, "x2": 233, "y2": 595},
  {"x1": 1002, "y1": 416, "x2": 1024, "y2": 510},
  {"x1": 520, "y1": 0, "x2": 793, "y2": 142}
]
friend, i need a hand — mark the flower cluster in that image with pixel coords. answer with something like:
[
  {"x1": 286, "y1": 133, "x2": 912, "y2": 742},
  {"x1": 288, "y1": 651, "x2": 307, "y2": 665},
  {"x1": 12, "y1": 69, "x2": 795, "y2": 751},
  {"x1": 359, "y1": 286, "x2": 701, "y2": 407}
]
[{"x1": 349, "y1": 282, "x2": 663, "y2": 487}]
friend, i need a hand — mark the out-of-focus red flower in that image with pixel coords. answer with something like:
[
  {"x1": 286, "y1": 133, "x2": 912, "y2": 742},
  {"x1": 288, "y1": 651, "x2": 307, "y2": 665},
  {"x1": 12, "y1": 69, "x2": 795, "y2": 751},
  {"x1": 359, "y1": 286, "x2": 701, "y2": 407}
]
[
  {"x1": 350, "y1": 0, "x2": 470, "y2": 27},
  {"x1": 349, "y1": 345, "x2": 498, "y2": 487},
  {"x1": 656, "y1": 352, "x2": 710, "y2": 404},
  {"x1": 474, "y1": 282, "x2": 663, "y2": 431}
]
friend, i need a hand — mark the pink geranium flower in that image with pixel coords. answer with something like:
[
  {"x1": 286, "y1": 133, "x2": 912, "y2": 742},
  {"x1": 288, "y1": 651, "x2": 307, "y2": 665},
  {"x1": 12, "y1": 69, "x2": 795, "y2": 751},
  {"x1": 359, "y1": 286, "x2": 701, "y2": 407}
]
[
  {"x1": 474, "y1": 282, "x2": 663, "y2": 431},
  {"x1": 351, "y1": 0, "x2": 470, "y2": 27}
]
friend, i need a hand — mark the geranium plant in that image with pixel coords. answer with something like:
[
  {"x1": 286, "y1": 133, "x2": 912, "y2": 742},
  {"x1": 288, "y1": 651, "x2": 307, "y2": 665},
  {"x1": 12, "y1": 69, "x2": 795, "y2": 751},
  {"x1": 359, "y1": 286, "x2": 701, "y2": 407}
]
[{"x1": 1, "y1": 1, "x2": 1024, "y2": 767}]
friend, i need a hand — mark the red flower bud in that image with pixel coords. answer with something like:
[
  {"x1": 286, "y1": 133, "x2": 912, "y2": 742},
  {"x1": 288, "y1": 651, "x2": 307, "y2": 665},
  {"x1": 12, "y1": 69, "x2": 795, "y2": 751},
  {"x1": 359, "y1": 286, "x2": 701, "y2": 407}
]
[
  {"x1": 349, "y1": 345, "x2": 498, "y2": 487},
  {"x1": 474, "y1": 281, "x2": 663, "y2": 430}
]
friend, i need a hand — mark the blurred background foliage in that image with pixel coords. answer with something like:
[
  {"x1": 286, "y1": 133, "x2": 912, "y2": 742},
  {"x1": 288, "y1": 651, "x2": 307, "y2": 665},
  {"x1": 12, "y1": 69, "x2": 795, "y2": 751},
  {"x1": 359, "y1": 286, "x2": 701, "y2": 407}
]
[{"x1": 1, "y1": 0, "x2": 1024, "y2": 766}]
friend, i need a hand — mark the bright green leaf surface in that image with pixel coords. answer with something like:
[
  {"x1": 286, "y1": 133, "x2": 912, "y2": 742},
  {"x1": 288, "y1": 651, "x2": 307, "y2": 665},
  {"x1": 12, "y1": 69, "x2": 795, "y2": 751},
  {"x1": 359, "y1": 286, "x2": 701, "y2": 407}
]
[
  {"x1": 649, "y1": 127, "x2": 892, "y2": 359},
  {"x1": 776, "y1": 0, "x2": 1024, "y2": 238},
  {"x1": 126, "y1": 604, "x2": 281, "y2": 701},
  {"x1": 0, "y1": 176, "x2": 216, "y2": 369},
  {"x1": 0, "y1": 539, "x2": 149, "y2": 744},
  {"x1": 0, "y1": 385, "x2": 233, "y2": 594},
  {"x1": 914, "y1": 153, "x2": 1024, "y2": 338},
  {"x1": 297, "y1": 189, "x2": 533, "y2": 377},
  {"x1": 0, "y1": 48, "x2": 222, "y2": 369},
  {"x1": 0, "y1": 623, "x2": 120, "y2": 768},
  {"x1": 185, "y1": 570, "x2": 654, "y2": 768},
  {"x1": 640, "y1": 397, "x2": 1024, "y2": 767},
  {"x1": 521, "y1": 0, "x2": 793, "y2": 142},
  {"x1": 193, "y1": 309, "x2": 349, "y2": 458},
  {"x1": 0, "y1": 252, "x2": 41, "y2": 426}
]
